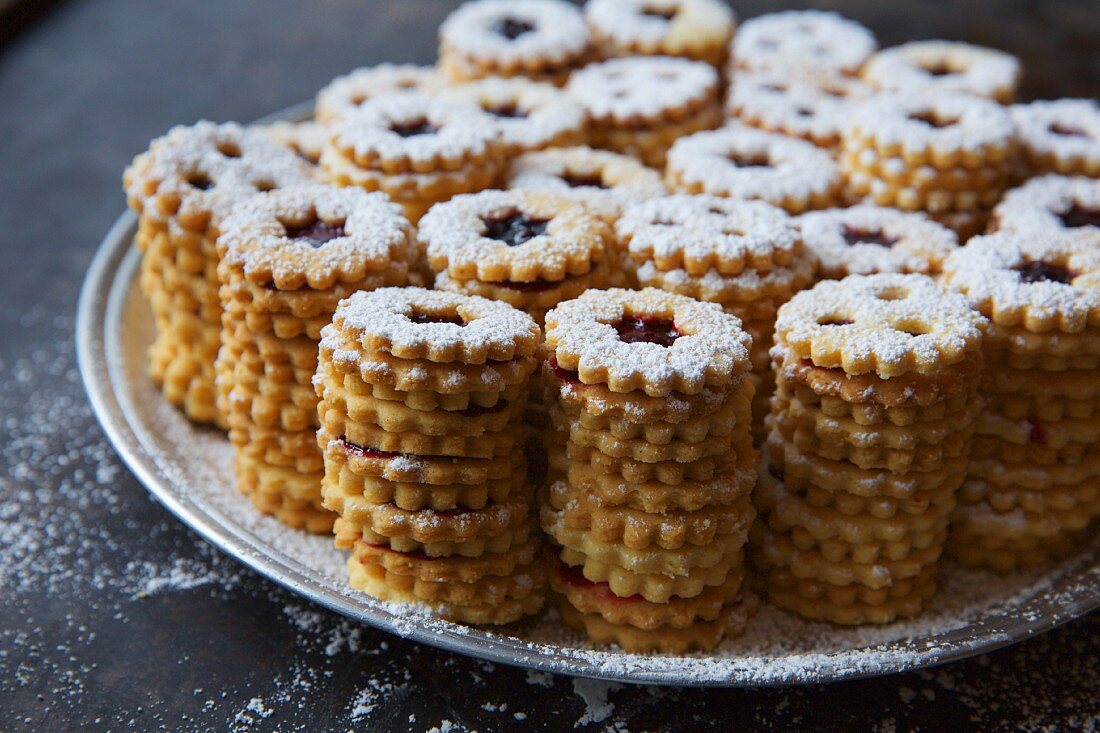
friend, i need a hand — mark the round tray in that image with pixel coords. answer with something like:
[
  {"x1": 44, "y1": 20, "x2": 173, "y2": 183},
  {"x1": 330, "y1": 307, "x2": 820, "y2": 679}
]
[{"x1": 77, "y1": 129, "x2": 1099, "y2": 689}]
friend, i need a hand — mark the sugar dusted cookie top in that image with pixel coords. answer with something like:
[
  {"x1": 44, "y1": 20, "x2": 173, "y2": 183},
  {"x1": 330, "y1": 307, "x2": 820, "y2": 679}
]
[
  {"x1": 439, "y1": 0, "x2": 589, "y2": 67},
  {"x1": 733, "y1": 10, "x2": 877, "y2": 76},
  {"x1": 863, "y1": 40, "x2": 1020, "y2": 103}
]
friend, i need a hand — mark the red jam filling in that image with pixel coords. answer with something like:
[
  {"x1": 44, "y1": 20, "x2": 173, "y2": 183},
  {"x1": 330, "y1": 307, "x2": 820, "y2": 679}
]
[
  {"x1": 482, "y1": 211, "x2": 550, "y2": 247},
  {"x1": 561, "y1": 171, "x2": 608, "y2": 189},
  {"x1": 841, "y1": 225, "x2": 899, "y2": 248},
  {"x1": 1027, "y1": 420, "x2": 1048, "y2": 445},
  {"x1": 1058, "y1": 204, "x2": 1100, "y2": 229},
  {"x1": 486, "y1": 278, "x2": 564, "y2": 293},
  {"x1": 613, "y1": 316, "x2": 681, "y2": 346},
  {"x1": 1049, "y1": 123, "x2": 1089, "y2": 138},
  {"x1": 495, "y1": 17, "x2": 535, "y2": 39},
  {"x1": 558, "y1": 565, "x2": 643, "y2": 604},
  {"x1": 409, "y1": 311, "x2": 466, "y2": 326},
  {"x1": 284, "y1": 220, "x2": 345, "y2": 248},
  {"x1": 547, "y1": 355, "x2": 580, "y2": 385},
  {"x1": 1014, "y1": 260, "x2": 1075, "y2": 284},
  {"x1": 641, "y1": 6, "x2": 677, "y2": 20},
  {"x1": 817, "y1": 317, "x2": 854, "y2": 326},
  {"x1": 340, "y1": 436, "x2": 398, "y2": 460},
  {"x1": 924, "y1": 64, "x2": 957, "y2": 77},
  {"x1": 390, "y1": 119, "x2": 439, "y2": 137}
]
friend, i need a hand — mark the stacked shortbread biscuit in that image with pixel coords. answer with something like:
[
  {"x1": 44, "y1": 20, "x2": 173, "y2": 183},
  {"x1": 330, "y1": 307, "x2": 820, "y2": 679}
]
[
  {"x1": 756, "y1": 274, "x2": 987, "y2": 624},
  {"x1": 215, "y1": 185, "x2": 415, "y2": 532},
  {"x1": 540, "y1": 289, "x2": 758, "y2": 652},
  {"x1": 615, "y1": 195, "x2": 817, "y2": 439},
  {"x1": 839, "y1": 93, "x2": 1018, "y2": 239},
  {"x1": 123, "y1": 121, "x2": 314, "y2": 428},
  {"x1": 943, "y1": 234, "x2": 1100, "y2": 571},
  {"x1": 316, "y1": 288, "x2": 546, "y2": 623}
]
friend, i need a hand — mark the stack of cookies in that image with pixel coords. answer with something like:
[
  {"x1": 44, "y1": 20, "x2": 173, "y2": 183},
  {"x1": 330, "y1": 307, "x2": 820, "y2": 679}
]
[
  {"x1": 123, "y1": 121, "x2": 314, "y2": 428},
  {"x1": 615, "y1": 194, "x2": 817, "y2": 439},
  {"x1": 315, "y1": 287, "x2": 546, "y2": 624},
  {"x1": 942, "y1": 234, "x2": 1100, "y2": 571},
  {"x1": 540, "y1": 288, "x2": 758, "y2": 652},
  {"x1": 839, "y1": 92, "x2": 1018, "y2": 239},
  {"x1": 756, "y1": 274, "x2": 987, "y2": 624},
  {"x1": 215, "y1": 185, "x2": 416, "y2": 532}
]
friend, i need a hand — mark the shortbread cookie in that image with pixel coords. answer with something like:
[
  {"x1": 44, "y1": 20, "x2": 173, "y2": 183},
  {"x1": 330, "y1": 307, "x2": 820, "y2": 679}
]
[
  {"x1": 667, "y1": 122, "x2": 843, "y2": 214},
  {"x1": 584, "y1": 0, "x2": 736, "y2": 69},
  {"x1": 214, "y1": 184, "x2": 413, "y2": 530},
  {"x1": 255, "y1": 121, "x2": 327, "y2": 166},
  {"x1": 727, "y1": 71, "x2": 871, "y2": 149},
  {"x1": 505, "y1": 146, "x2": 667, "y2": 224},
  {"x1": 320, "y1": 92, "x2": 504, "y2": 222},
  {"x1": 544, "y1": 287, "x2": 752, "y2": 396},
  {"x1": 124, "y1": 121, "x2": 314, "y2": 427},
  {"x1": 1009, "y1": 99, "x2": 1100, "y2": 178},
  {"x1": 314, "y1": 64, "x2": 444, "y2": 124},
  {"x1": 351, "y1": 536, "x2": 537, "y2": 583},
  {"x1": 566, "y1": 56, "x2": 722, "y2": 167},
  {"x1": 438, "y1": 0, "x2": 591, "y2": 86},
  {"x1": 991, "y1": 175, "x2": 1100, "y2": 243},
  {"x1": 347, "y1": 552, "x2": 545, "y2": 624},
  {"x1": 797, "y1": 205, "x2": 959, "y2": 279},
  {"x1": 440, "y1": 77, "x2": 586, "y2": 154},
  {"x1": 765, "y1": 564, "x2": 937, "y2": 625},
  {"x1": 774, "y1": 273, "x2": 986, "y2": 378},
  {"x1": 840, "y1": 92, "x2": 1017, "y2": 216},
  {"x1": 731, "y1": 10, "x2": 877, "y2": 77},
  {"x1": 863, "y1": 40, "x2": 1021, "y2": 104},
  {"x1": 418, "y1": 189, "x2": 613, "y2": 323}
]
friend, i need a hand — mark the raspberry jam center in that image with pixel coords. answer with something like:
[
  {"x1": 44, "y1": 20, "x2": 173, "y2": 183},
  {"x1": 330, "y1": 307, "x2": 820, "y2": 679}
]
[
  {"x1": 547, "y1": 356, "x2": 580, "y2": 385},
  {"x1": 390, "y1": 119, "x2": 438, "y2": 137},
  {"x1": 495, "y1": 17, "x2": 535, "y2": 39},
  {"x1": 641, "y1": 6, "x2": 677, "y2": 20},
  {"x1": 459, "y1": 400, "x2": 508, "y2": 417},
  {"x1": 561, "y1": 172, "x2": 608, "y2": 189},
  {"x1": 187, "y1": 172, "x2": 214, "y2": 191},
  {"x1": 841, "y1": 225, "x2": 899, "y2": 248},
  {"x1": 924, "y1": 64, "x2": 957, "y2": 77},
  {"x1": 1015, "y1": 260, "x2": 1075, "y2": 284},
  {"x1": 284, "y1": 220, "x2": 345, "y2": 248},
  {"x1": 409, "y1": 311, "x2": 466, "y2": 326},
  {"x1": 613, "y1": 315, "x2": 681, "y2": 346},
  {"x1": 1027, "y1": 419, "x2": 1048, "y2": 445},
  {"x1": 339, "y1": 436, "x2": 398, "y2": 460},
  {"x1": 1058, "y1": 204, "x2": 1100, "y2": 229},
  {"x1": 489, "y1": 279, "x2": 563, "y2": 293},
  {"x1": 482, "y1": 212, "x2": 549, "y2": 247}
]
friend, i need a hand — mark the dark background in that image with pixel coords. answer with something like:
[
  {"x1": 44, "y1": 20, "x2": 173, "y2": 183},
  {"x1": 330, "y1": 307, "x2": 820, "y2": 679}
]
[{"x1": 1, "y1": 1, "x2": 1097, "y2": 731}]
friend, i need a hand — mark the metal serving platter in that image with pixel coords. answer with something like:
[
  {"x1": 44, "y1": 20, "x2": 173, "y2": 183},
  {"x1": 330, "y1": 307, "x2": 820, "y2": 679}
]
[{"x1": 77, "y1": 109, "x2": 1099, "y2": 687}]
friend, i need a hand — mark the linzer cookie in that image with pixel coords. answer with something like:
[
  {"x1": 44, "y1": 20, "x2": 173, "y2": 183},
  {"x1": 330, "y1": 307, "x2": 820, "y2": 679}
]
[
  {"x1": 758, "y1": 273, "x2": 987, "y2": 624},
  {"x1": 317, "y1": 287, "x2": 544, "y2": 622},
  {"x1": 214, "y1": 184, "x2": 414, "y2": 531},
  {"x1": 991, "y1": 175, "x2": 1100, "y2": 244},
  {"x1": 1010, "y1": 99, "x2": 1100, "y2": 178},
  {"x1": 584, "y1": 0, "x2": 736, "y2": 69},
  {"x1": 565, "y1": 56, "x2": 722, "y2": 167},
  {"x1": 440, "y1": 77, "x2": 586, "y2": 155},
  {"x1": 505, "y1": 146, "x2": 667, "y2": 224},
  {"x1": 541, "y1": 288, "x2": 758, "y2": 651},
  {"x1": 797, "y1": 205, "x2": 959, "y2": 279},
  {"x1": 614, "y1": 194, "x2": 814, "y2": 437},
  {"x1": 418, "y1": 189, "x2": 615, "y2": 324},
  {"x1": 123, "y1": 121, "x2": 314, "y2": 428},
  {"x1": 320, "y1": 92, "x2": 504, "y2": 223},
  {"x1": 730, "y1": 10, "x2": 877, "y2": 77},
  {"x1": 314, "y1": 64, "x2": 444, "y2": 125},
  {"x1": 863, "y1": 40, "x2": 1021, "y2": 104},
  {"x1": 942, "y1": 233, "x2": 1100, "y2": 570},
  {"x1": 727, "y1": 71, "x2": 871, "y2": 150},
  {"x1": 438, "y1": 0, "x2": 591, "y2": 87},
  {"x1": 667, "y1": 122, "x2": 843, "y2": 214},
  {"x1": 839, "y1": 92, "x2": 1018, "y2": 236}
]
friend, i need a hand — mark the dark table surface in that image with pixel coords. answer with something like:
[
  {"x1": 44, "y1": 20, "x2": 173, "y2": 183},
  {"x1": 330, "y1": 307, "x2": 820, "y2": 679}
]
[{"x1": 1, "y1": 1, "x2": 1098, "y2": 731}]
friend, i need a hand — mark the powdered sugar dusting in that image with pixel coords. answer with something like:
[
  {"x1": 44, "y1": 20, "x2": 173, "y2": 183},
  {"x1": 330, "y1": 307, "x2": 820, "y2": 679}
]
[
  {"x1": 439, "y1": 0, "x2": 589, "y2": 66},
  {"x1": 863, "y1": 40, "x2": 1021, "y2": 101},
  {"x1": 566, "y1": 56, "x2": 718, "y2": 123},
  {"x1": 732, "y1": 10, "x2": 877, "y2": 76}
]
